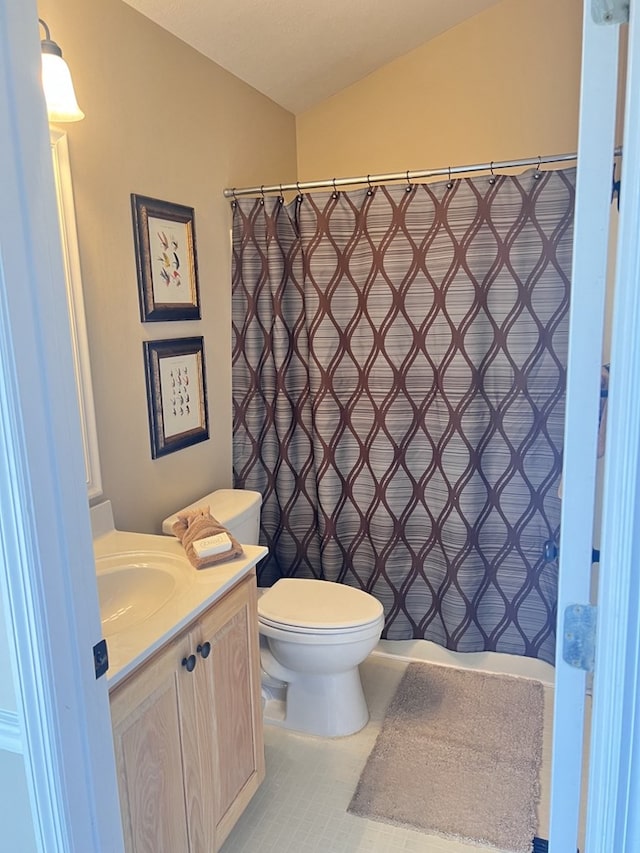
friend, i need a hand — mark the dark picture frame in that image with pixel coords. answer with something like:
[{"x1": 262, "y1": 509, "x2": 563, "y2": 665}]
[
  {"x1": 143, "y1": 337, "x2": 209, "y2": 458},
  {"x1": 131, "y1": 194, "x2": 201, "y2": 321}
]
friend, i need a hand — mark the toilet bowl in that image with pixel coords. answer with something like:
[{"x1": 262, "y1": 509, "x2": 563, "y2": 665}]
[
  {"x1": 164, "y1": 489, "x2": 385, "y2": 737},
  {"x1": 258, "y1": 577, "x2": 384, "y2": 737}
]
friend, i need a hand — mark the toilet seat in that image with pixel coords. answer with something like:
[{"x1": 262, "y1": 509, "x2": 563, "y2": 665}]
[
  {"x1": 258, "y1": 577, "x2": 384, "y2": 633},
  {"x1": 258, "y1": 614, "x2": 381, "y2": 636}
]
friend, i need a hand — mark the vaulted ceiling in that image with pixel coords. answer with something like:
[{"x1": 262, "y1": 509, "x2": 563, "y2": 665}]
[{"x1": 122, "y1": 0, "x2": 503, "y2": 114}]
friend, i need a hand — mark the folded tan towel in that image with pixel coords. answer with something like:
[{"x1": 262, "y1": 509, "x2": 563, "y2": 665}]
[{"x1": 172, "y1": 506, "x2": 244, "y2": 569}]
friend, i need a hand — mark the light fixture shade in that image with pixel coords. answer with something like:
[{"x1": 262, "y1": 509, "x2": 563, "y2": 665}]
[{"x1": 41, "y1": 52, "x2": 84, "y2": 122}]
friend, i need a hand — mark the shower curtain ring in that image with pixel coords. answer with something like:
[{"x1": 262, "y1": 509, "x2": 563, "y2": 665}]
[
  {"x1": 366, "y1": 174, "x2": 373, "y2": 196},
  {"x1": 447, "y1": 166, "x2": 453, "y2": 190},
  {"x1": 489, "y1": 162, "x2": 496, "y2": 185},
  {"x1": 406, "y1": 170, "x2": 413, "y2": 192},
  {"x1": 534, "y1": 156, "x2": 542, "y2": 179},
  {"x1": 279, "y1": 184, "x2": 285, "y2": 204},
  {"x1": 260, "y1": 185, "x2": 265, "y2": 205},
  {"x1": 296, "y1": 181, "x2": 303, "y2": 203},
  {"x1": 332, "y1": 177, "x2": 339, "y2": 199}
]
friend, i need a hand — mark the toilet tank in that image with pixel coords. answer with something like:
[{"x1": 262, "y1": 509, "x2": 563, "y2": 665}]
[{"x1": 162, "y1": 489, "x2": 262, "y2": 544}]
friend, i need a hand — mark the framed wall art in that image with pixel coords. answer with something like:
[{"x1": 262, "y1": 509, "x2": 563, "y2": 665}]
[
  {"x1": 131, "y1": 194, "x2": 201, "y2": 321},
  {"x1": 143, "y1": 336, "x2": 209, "y2": 458}
]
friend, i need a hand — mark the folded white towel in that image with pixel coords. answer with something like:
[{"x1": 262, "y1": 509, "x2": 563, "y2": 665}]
[{"x1": 193, "y1": 531, "x2": 233, "y2": 558}]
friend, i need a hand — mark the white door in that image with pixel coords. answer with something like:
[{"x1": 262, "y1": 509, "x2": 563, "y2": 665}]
[
  {"x1": 550, "y1": 2, "x2": 640, "y2": 852},
  {"x1": 583, "y1": 2, "x2": 640, "y2": 851},
  {"x1": 2, "y1": 2, "x2": 640, "y2": 852},
  {"x1": 0, "y1": 2, "x2": 123, "y2": 850}
]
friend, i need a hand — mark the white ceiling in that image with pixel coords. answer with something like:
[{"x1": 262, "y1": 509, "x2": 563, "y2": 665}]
[{"x1": 122, "y1": 0, "x2": 503, "y2": 114}]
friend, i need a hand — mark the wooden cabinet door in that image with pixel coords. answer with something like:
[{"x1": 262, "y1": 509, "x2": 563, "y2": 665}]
[
  {"x1": 193, "y1": 573, "x2": 265, "y2": 850},
  {"x1": 109, "y1": 572, "x2": 264, "y2": 853},
  {"x1": 110, "y1": 632, "x2": 194, "y2": 853}
]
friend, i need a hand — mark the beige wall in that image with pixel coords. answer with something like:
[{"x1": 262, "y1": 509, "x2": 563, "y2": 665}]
[
  {"x1": 37, "y1": 0, "x2": 297, "y2": 533},
  {"x1": 296, "y1": 0, "x2": 583, "y2": 181}
]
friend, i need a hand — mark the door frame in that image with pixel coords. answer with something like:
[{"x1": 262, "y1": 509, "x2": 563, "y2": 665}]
[
  {"x1": 549, "y1": 4, "x2": 620, "y2": 849},
  {"x1": 1, "y1": 1, "x2": 640, "y2": 852},
  {"x1": 585, "y1": 3, "x2": 640, "y2": 851},
  {"x1": 0, "y1": 2, "x2": 123, "y2": 850}
]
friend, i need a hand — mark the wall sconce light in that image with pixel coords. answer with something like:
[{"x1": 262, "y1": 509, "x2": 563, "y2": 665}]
[{"x1": 39, "y1": 18, "x2": 84, "y2": 122}]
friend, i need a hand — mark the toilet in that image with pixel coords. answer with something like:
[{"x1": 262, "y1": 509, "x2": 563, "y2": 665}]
[
  {"x1": 258, "y1": 576, "x2": 384, "y2": 737},
  {"x1": 163, "y1": 489, "x2": 385, "y2": 737}
]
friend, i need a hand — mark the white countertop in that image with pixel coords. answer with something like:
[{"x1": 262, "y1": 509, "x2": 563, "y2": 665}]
[{"x1": 93, "y1": 528, "x2": 268, "y2": 689}]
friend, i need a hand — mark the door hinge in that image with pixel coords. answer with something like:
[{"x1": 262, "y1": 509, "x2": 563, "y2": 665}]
[
  {"x1": 592, "y1": 0, "x2": 630, "y2": 24},
  {"x1": 93, "y1": 638, "x2": 109, "y2": 679},
  {"x1": 562, "y1": 604, "x2": 597, "y2": 672}
]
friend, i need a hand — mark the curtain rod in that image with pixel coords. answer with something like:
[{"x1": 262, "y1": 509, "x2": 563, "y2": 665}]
[{"x1": 223, "y1": 148, "x2": 623, "y2": 199}]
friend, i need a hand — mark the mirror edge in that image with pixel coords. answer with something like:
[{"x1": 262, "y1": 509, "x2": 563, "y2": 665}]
[{"x1": 50, "y1": 128, "x2": 103, "y2": 501}]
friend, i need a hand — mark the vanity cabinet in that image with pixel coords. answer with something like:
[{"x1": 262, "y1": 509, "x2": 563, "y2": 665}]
[{"x1": 109, "y1": 572, "x2": 265, "y2": 852}]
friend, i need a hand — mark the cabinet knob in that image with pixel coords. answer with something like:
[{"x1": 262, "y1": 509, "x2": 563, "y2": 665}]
[
  {"x1": 197, "y1": 641, "x2": 211, "y2": 659},
  {"x1": 181, "y1": 654, "x2": 197, "y2": 673}
]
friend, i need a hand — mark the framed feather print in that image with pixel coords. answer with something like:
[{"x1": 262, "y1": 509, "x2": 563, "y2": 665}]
[
  {"x1": 143, "y1": 337, "x2": 209, "y2": 458},
  {"x1": 131, "y1": 194, "x2": 201, "y2": 321}
]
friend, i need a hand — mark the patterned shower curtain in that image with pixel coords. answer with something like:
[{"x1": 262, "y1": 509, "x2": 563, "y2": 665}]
[{"x1": 232, "y1": 168, "x2": 575, "y2": 663}]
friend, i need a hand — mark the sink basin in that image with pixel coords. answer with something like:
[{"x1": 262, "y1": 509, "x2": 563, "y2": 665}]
[{"x1": 96, "y1": 552, "x2": 183, "y2": 634}]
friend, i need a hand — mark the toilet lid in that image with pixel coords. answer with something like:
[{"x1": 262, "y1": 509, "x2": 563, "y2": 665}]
[{"x1": 257, "y1": 578, "x2": 383, "y2": 631}]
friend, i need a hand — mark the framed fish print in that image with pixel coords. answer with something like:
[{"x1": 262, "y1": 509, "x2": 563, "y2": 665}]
[
  {"x1": 131, "y1": 194, "x2": 201, "y2": 321},
  {"x1": 143, "y1": 337, "x2": 209, "y2": 458}
]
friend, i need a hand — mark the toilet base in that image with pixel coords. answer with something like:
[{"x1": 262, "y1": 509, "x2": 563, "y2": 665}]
[
  {"x1": 261, "y1": 673, "x2": 286, "y2": 721},
  {"x1": 261, "y1": 667, "x2": 369, "y2": 738}
]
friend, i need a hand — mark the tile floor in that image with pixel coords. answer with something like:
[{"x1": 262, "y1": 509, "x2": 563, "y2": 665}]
[{"x1": 221, "y1": 641, "x2": 581, "y2": 853}]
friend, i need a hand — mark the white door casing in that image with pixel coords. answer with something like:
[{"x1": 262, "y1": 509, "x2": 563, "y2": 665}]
[
  {"x1": 0, "y1": 2, "x2": 123, "y2": 851},
  {"x1": 549, "y1": 4, "x2": 621, "y2": 851},
  {"x1": 1, "y1": 2, "x2": 640, "y2": 853},
  {"x1": 586, "y1": 3, "x2": 640, "y2": 850}
]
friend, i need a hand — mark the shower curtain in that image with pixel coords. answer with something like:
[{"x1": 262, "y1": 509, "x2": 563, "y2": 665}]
[{"x1": 232, "y1": 168, "x2": 575, "y2": 663}]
